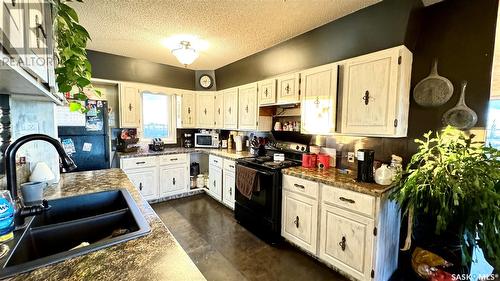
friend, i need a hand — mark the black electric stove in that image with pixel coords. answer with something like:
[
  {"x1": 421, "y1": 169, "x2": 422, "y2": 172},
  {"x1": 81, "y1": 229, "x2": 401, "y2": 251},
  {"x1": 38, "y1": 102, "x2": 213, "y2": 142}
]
[{"x1": 234, "y1": 142, "x2": 305, "y2": 244}]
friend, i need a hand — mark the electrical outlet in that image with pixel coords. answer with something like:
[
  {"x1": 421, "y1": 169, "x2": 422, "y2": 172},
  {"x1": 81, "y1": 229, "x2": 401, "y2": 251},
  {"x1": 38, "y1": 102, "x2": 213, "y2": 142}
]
[{"x1": 347, "y1": 152, "x2": 355, "y2": 163}]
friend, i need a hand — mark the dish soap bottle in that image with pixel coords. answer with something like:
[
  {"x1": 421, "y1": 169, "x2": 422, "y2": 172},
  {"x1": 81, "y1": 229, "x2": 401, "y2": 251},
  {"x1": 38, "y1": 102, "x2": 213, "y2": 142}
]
[{"x1": 0, "y1": 190, "x2": 15, "y2": 242}]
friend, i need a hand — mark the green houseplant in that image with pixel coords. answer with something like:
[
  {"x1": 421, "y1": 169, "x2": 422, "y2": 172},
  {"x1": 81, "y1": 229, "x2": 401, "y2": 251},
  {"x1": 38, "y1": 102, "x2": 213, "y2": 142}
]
[
  {"x1": 52, "y1": 0, "x2": 99, "y2": 112},
  {"x1": 391, "y1": 126, "x2": 500, "y2": 271}
]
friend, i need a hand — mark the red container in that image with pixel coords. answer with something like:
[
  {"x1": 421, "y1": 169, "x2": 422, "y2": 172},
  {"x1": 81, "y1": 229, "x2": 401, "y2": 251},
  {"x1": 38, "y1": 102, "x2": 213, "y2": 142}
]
[
  {"x1": 302, "y1": 154, "x2": 317, "y2": 168},
  {"x1": 317, "y1": 154, "x2": 331, "y2": 169}
]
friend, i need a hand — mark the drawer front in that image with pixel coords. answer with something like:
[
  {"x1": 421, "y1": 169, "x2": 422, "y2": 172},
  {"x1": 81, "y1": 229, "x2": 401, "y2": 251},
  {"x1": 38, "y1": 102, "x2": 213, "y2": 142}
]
[
  {"x1": 159, "y1": 154, "x2": 188, "y2": 165},
  {"x1": 282, "y1": 175, "x2": 319, "y2": 199},
  {"x1": 282, "y1": 190, "x2": 318, "y2": 254},
  {"x1": 209, "y1": 155, "x2": 223, "y2": 169},
  {"x1": 322, "y1": 185, "x2": 375, "y2": 218},
  {"x1": 223, "y1": 159, "x2": 236, "y2": 172},
  {"x1": 121, "y1": 157, "x2": 157, "y2": 169}
]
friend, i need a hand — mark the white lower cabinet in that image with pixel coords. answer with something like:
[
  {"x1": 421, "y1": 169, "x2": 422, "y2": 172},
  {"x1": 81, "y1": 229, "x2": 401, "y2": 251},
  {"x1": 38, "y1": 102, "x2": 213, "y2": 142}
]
[
  {"x1": 222, "y1": 159, "x2": 236, "y2": 209},
  {"x1": 121, "y1": 154, "x2": 190, "y2": 201},
  {"x1": 208, "y1": 164, "x2": 222, "y2": 201},
  {"x1": 126, "y1": 168, "x2": 158, "y2": 201},
  {"x1": 282, "y1": 190, "x2": 318, "y2": 254},
  {"x1": 159, "y1": 165, "x2": 188, "y2": 197},
  {"x1": 319, "y1": 204, "x2": 374, "y2": 281},
  {"x1": 281, "y1": 176, "x2": 400, "y2": 281}
]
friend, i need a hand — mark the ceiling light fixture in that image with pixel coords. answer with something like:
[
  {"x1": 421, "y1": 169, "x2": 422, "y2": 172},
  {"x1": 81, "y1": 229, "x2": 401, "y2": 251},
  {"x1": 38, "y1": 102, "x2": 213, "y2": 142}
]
[{"x1": 171, "y1": 41, "x2": 199, "y2": 67}]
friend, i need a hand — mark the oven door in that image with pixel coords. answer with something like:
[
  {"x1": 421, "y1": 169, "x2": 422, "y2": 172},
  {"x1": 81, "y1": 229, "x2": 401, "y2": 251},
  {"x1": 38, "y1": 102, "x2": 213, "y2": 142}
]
[{"x1": 234, "y1": 164, "x2": 278, "y2": 220}]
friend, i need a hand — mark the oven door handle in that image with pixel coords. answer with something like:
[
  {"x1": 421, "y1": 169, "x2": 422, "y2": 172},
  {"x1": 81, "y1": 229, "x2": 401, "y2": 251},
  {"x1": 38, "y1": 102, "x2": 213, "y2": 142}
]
[{"x1": 236, "y1": 165, "x2": 275, "y2": 177}]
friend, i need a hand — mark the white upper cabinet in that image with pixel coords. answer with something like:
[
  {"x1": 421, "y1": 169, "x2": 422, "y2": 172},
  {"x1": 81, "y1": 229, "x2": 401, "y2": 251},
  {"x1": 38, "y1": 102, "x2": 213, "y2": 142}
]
[
  {"x1": 277, "y1": 72, "x2": 301, "y2": 104},
  {"x1": 238, "y1": 83, "x2": 259, "y2": 130},
  {"x1": 339, "y1": 46, "x2": 412, "y2": 137},
  {"x1": 24, "y1": 0, "x2": 49, "y2": 83},
  {"x1": 223, "y1": 87, "x2": 238, "y2": 129},
  {"x1": 214, "y1": 91, "x2": 224, "y2": 128},
  {"x1": 2, "y1": 0, "x2": 25, "y2": 57},
  {"x1": 258, "y1": 78, "x2": 277, "y2": 106},
  {"x1": 119, "y1": 83, "x2": 141, "y2": 128},
  {"x1": 300, "y1": 63, "x2": 338, "y2": 135},
  {"x1": 196, "y1": 91, "x2": 215, "y2": 128},
  {"x1": 179, "y1": 90, "x2": 196, "y2": 128}
]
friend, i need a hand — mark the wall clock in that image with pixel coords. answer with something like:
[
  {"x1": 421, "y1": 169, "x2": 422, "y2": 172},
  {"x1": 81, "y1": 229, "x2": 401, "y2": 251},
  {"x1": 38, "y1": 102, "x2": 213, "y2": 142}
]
[{"x1": 199, "y1": 74, "x2": 213, "y2": 89}]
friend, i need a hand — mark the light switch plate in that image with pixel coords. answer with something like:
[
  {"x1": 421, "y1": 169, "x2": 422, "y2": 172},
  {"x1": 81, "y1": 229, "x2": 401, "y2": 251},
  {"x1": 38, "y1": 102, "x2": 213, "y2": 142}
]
[{"x1": 347, "y1": 152, "x2": 355, "y2": 163}]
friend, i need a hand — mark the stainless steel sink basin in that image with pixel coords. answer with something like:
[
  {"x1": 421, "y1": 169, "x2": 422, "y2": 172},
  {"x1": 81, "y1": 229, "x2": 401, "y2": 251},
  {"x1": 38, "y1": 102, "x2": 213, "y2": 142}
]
[{"x1": 0, "y1": 189, "x2": 151, "y2": 278}]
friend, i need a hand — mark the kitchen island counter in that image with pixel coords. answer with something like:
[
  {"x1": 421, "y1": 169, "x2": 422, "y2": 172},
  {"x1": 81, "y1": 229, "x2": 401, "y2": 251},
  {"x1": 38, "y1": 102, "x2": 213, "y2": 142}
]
[{"x1": 7, "y1": 168, "x2": 206, "y2": 281}]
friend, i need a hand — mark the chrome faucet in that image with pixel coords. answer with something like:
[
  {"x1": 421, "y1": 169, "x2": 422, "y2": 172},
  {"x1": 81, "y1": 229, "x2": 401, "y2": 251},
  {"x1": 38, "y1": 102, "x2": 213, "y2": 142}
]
[{"x1": 3, "y1": 134, "x2": 77, "y2": 223}]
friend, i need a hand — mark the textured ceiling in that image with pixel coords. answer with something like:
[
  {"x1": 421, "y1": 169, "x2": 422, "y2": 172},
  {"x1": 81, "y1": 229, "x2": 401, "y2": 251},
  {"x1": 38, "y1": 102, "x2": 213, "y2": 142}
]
[{"x1": 71, "y1": 0, "x2": 380, "y2": 70}]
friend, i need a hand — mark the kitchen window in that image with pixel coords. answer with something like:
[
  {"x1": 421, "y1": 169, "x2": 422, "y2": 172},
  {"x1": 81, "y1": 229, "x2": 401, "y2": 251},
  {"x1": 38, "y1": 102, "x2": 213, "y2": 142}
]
[
  {"x1": 141, "y1": 92, "x2": 176, "y2": 143},
  {"x1": 486, "y1": 98, "x2": 500, "y2": 148}
]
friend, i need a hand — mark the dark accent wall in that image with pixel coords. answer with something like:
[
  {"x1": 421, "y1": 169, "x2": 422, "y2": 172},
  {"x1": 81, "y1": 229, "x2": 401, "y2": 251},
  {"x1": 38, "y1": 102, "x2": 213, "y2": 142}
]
[
  {"x1": 215, "y1": 0, "x2": 423, "y2": 89},
  {"x1": 87, "y1": 51, "x2": 196, "y2": 90},
  {"x1": 408, "y1": 0, "x2": 498, "y2": 138}
]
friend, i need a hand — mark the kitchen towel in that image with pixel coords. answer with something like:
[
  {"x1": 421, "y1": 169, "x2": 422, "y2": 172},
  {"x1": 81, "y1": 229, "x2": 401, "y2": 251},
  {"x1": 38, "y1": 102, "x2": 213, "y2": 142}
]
[{"x1": 236, "y1": 165, "x2": 260, "y2": 199}]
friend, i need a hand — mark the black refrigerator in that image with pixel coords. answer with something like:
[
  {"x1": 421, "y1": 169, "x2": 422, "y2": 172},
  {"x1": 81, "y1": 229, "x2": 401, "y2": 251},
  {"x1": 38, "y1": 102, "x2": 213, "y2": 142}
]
[{"x1": 58, "y1": 100, "x2": 110, "y2": 172}]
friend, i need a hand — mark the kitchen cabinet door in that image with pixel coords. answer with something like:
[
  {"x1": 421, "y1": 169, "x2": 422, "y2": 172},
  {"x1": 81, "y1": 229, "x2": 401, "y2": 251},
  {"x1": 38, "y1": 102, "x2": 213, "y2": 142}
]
[
  {"x1": 196, "y1": 92, "x2": 215, "y2": 128},
  {"x1": 119, "y1": 83, "x2": 141, "y2": 128},
  {"x1": 24, "y1": 0, "x2": 48, "y2": 83},
  {"x1": 258, "y1": 78, "x2": 276, "y2": 106},
  {"x1": 300, "y1": 63, "x2": 338, "y2": 135},
  {"x1": 277, "y1": 73, "x2": 300, "y2": 104},
  {"x1": 222, "y1": 161, "x2": 235, "y2": 209},
  {"x1": 214, "y1": 91, "x2": 224, "y2": 129},
  {"x1": 159, "y1": 165, "x2": 188, "y2": 197},
  {"x1": 2, "y1": 0, "x2": 25, "y2": 58},
  {"x1": 339, "y1": 46, "x2": 412, "y2": 137},
  {"x1": 319, "y1": 204, "x2": 374, "y2": 281},
  {"x1": 179, "y1": 91, "x2": 196, "y2": 128},
  {"x1": 223, "y1": 87, "x2": 238, "y2": 129},
  {"x1": 282, "y1": 190, "x2": 318, "y2": 254},
  {"x1": 126, "y1": 168, "x2": 158, "y2": 201},
  {"x1": 238, "y1": 83, "x2": 258, "y2": 130},
  {"x1": 208, "y1": 164, "x2": 222, "y2": 201}
]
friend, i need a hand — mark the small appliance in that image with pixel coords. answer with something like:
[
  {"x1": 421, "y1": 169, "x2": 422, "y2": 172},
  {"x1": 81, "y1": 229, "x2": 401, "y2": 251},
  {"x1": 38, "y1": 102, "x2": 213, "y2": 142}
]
[
  {"x1": 357, "y1": 149, "x2": 375, "y2": 182},
  {"x1": 317, "y1": 154, "x2": 331, "y2": 169},
  {"x1": 149, "y1": 138, "x2": 165, "y2": 151},
  {"x1": 194, "y1": 133, "x2": 219, "y2": 148},
  {"x1": 183, "y1": 133, "x2": 193, "y2": 148},
  {"x1": 234, "y1": 136, "x2": 243, "y2": 152},
  {"x1": 302, "y1": 154, "x2": 317, "y2": 168}
]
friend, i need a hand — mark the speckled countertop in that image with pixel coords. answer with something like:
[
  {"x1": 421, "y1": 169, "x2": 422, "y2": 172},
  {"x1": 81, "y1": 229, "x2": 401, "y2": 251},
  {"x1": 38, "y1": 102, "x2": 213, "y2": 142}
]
[
  {"x1": 282, "y1": 166, "x2": 394, "y2": 197},
  {"x1": 117, "y1": 147, "x2": 252, "y2": 160},
  {"x1": 6, "y1": 169, "x2": 206, "y2": 281}
]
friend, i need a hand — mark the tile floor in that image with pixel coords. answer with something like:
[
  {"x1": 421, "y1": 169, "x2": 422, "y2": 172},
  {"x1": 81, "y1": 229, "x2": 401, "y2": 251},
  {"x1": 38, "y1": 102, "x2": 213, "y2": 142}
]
[{"x1": 152, "y1": 194, "x2": 348, "y2": 281}]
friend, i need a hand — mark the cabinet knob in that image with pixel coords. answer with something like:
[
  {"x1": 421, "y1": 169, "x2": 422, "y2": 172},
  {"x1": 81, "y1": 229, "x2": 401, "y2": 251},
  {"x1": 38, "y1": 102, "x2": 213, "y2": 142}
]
[
  {"x1": 188, "y1": 107, "x2": 191, "y2": 114},
  {"x1": 285, "y1": 84, "x2": 290, "y2": 94},
  {"x1": 362, "y1": 90, "x2": 371, "y2": 105},
  {"x1": 293, "y1": 216, "x2": 300, "y2": 228},
  {"x1": 128, "y1": 103, "x2": 133, "y2": 111},
  {"x1": 11, "y1": 0, "x2": 16, "y2": 7},
  {"x1": 339, "y1": 236, "x2": 346, "y2": 251},
  {"x1": 204, "y1": 108, "x2": 207, "y2": 115},
  {"x1": 173, "y1": 178, "x2": 176, "y2": 185},
  {"x1": 264, "y1": 88, "x2": 268, "y2": 97},
  {"x1": 228, "y1": 107, "x2": 232, "y2": 114},
  {"x1": 218, "y1": 108, "x2": 221, "y2": 115},
  {"x1": 213, "y1": 180, "x2": 216, "y2": 188},
  {"x1": 139, "y1": 182, "x2": 143, "y2": 191},
  {"x1": 245, "y1": 105, "x2": 248, "y2": 113},
  {"x1": 229, "y1": 188, "x2": 232, "y2": 196}
]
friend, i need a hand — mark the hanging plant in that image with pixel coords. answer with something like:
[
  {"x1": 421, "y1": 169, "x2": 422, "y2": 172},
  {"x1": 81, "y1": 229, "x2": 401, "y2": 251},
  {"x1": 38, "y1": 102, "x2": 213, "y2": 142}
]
[{"x1": 52, "y1": 0, "x2": 99, "y2": 112}]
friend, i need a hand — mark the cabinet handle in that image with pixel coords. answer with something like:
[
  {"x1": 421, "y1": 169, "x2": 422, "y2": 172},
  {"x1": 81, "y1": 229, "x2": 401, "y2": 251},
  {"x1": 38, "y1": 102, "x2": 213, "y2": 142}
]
[
  {"x1": 218, "y1": 108, "x2": 221, "y2": 115},
  {"x1": 136, "y1": 161, "x2": 146, "y2": 165},
  {"x1": 213, "y1": 180, "x2": 216, "y2": 188},
  {"x1": 228, "y1": 107, "x2": 232, "y2": 114},
  {"x1": 11, "y1": 0, "x2": 15, "y2": 7},
  {"x1": 339, "y1": 236, "x2": 346, "y2": 251},
  {"x1": 188, "y1": 107, "x2": 191, "y2": 114},
  {"x1": 314, "y1": 97, "x2": 320, "y2": 105},
  {"x1": 339, "y1": 197, "x2": 356, "y2": 204},
  {"x1": 293, "y1": 216, "x2": 300, "y2": 228},
  {"x1": 229, "y1": 188, "x2": 232, "y2": 196},
  {"x1": 188, "y1": 116, "x2": 192, "y2": 123},
  {"x1": 129, "y1": 103, "x2": 133, "y2": 111},
  {"x1": 170, "y1": 158, "x2": 178, "y2": 161},
  {"x1": 362, "y1": 90, "x2": 370, "y2": 105},
  {"x1": 173, "y1": 178, "x2": 176, "y2": 185},
  {"x1": 285, "y1": 84, "x2": 290, "y2": 94},
  {"x1": 294, "y1": 183, "x2": 305, "y2": 189},
  {"x1": 264, "y1": 88, "x2": 268, "y2": 97},
  {"x1": 204, "y1": 108, "x2": 207, "y2": 115},
  {"x1": 229, "y1": 165, "x2": 235, "y2": 168},
  {"x1": 139, "y1": 182, "x2": 143, "y2": 191},
  {"x1": 35, "y1": 17, "x2": 47, "y2": 39},
  {"x1": 245, "y1": 105, "x2": 248, "y2": 113}
]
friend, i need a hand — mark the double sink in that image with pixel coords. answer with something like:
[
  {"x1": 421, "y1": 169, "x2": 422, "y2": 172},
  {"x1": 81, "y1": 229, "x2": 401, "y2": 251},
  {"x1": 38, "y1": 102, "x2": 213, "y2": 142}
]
[{"x1": 0, "y1": 189, "x2": 151, "y2": 278}]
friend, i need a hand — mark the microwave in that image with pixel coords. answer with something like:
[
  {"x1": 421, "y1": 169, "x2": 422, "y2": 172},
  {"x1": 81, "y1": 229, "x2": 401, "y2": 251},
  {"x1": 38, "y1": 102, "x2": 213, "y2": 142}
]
[{"x1": 194, "y1": 133, "x2": 219, "y2": 148}]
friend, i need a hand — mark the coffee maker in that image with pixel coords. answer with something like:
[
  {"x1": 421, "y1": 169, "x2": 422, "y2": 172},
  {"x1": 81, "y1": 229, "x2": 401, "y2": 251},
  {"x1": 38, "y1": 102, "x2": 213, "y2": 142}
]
[
  {"x1": 357, "y1": 149, "x2": 375, "y2": 183},
  {"x1": 183, "y1": 133, "x2": 193, "y2": 148}
]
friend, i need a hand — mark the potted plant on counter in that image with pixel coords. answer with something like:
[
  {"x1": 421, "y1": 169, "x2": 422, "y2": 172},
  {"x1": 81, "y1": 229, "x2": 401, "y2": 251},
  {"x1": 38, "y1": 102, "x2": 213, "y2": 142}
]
[{"x1": 391, "y1": 126, "x2": 500, "y2": 275}]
